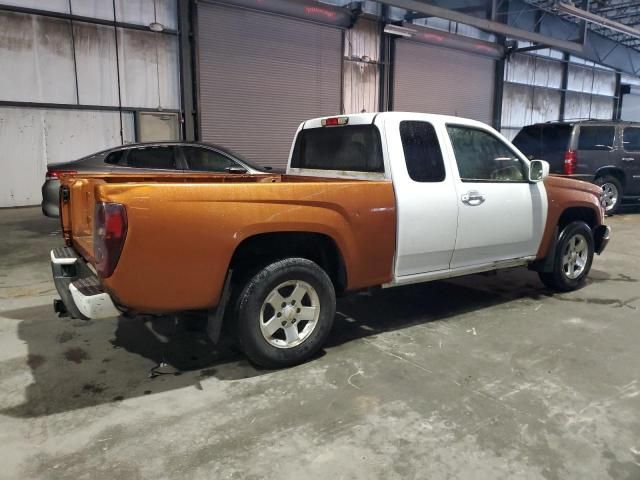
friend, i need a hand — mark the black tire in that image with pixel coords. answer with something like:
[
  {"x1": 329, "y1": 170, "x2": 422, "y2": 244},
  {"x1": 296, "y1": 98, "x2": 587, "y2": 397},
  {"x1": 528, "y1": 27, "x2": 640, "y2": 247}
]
[
  {"x1": 234, "y1": 258, "x2": 335, "y2": 368},
  {"x1": 538, "y1": 221, "x2": 594, "y2": 292},
  {"x1": 594, "y1": 175, "x2": 623, "y2": 215}
]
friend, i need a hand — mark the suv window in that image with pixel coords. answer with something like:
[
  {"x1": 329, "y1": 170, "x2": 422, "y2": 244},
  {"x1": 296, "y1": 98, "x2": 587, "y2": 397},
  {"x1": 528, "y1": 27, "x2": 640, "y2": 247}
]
[
  {"x1": 400, "y1": 121, "x2": 445, "y2": 182},
  {"x1": 512, "y1": 125, "x2": 541, "y2": 157},
  {"x1": 290, "y1": 125, "x2": 384, "y2": 173},
  {"x1": 104, "y1": 150, "x2": 126, "y2": 166},
  {"x1": 182, "y1": 146, "x2": 238, "y2": 172},
  {"x1": 126, "y1": 146, "x2": 176, "y2": 169},
  {"x1": 623, "y1": 127, "x2": 640, "y2": 151},
  {"x1": 577, "y1": 126, "x2": 615, "y2": 151},
  {"x1": 447, "y1": 126, "x2": 525, "y2": 182}
]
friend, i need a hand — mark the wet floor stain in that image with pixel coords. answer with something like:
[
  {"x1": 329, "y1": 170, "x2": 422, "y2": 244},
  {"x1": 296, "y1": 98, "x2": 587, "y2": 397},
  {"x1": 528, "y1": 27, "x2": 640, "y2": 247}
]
[
  {"x1": 554, "y1": 296, "x2": 639, "y2": 309},
  {"x1": 82, "y1": 383, "x2": 105, "y2": 395},
  {"x1": 56, "y1": 331, "x2": 76, "y2": 344},
  {"x1": 26, "y1": 354, "x2": 45, "y2": 369},
  {"x1": 63, "y1": 347, "x2": 89, "y2": 364}
]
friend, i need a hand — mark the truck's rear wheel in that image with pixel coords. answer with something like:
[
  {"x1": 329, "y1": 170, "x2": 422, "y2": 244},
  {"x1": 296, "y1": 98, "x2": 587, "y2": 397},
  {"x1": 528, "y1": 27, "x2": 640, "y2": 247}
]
[
  {"x1": 538, "y1": 221, "x2": 594, "y2": 292},
  {"x1": 234, "y1": 258, "x2": 335, "y2": 368}
]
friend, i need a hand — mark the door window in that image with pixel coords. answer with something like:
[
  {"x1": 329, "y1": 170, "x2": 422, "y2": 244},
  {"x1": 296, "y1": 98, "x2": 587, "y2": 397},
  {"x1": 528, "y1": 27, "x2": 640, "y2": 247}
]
[
  {"x1": 447, "y1": 126, "x2": 526, "y2": 182},
  {"x1": 577, "y1": 126, "x2": 615, "y2": 151},
  {"x1": 182, "y1": 146, "x2": 238, "y2": 172},
  {"x1": 126, "y1": 146, "x2": 176, "y2": 169},
  {"x1": 104, "y1": 150, "x2": 126, "y2": 166},
  {"x1": 623, "y1": 127, "x2": 640, "y2": 151},
  {"x1": 400, "y1": 121, "x2": 445, "y2": 182}
]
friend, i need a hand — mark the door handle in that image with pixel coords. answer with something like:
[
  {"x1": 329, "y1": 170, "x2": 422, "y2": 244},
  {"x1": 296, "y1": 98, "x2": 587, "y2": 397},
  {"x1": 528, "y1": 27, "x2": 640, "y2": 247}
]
[
  {"x1": 622, "y1": 157, "x2": 635, "y2": 162},
  {"x1": 461, "y1": 191, "x2": 485, "y2": 206}
]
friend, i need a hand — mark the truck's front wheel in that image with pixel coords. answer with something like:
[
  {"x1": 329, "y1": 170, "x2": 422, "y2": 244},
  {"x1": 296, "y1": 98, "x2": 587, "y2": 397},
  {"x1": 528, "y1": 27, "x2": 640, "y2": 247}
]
[
  {"x1": 538, "y1": 221, "x2": 594, "y2": 292},
  {"x1": 234, "y1": 258, "x2": 336, "y2": 368}
]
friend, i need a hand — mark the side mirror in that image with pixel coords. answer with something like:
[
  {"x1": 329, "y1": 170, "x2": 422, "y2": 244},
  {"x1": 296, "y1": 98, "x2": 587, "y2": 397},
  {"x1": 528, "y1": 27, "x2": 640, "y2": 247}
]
[{"x1": 528, "y1": 159, "x2": 549, "y2": 182}]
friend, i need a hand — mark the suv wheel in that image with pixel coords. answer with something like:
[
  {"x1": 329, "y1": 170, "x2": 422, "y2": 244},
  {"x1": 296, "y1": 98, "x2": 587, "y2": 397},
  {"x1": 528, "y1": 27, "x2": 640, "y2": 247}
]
[
  {"x1": 594, "y1": 175, "x2": 622, "y2": 215},
  {"x1": 233, "y1": 258, "x2": 336, "y2": 368},
  {"x1": 538, "y1": 221, "x2": 594, "y2": 292}
]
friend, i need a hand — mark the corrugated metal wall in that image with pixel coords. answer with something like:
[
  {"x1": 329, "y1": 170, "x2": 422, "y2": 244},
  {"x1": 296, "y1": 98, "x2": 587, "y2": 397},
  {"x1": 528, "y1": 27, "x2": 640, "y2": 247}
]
[
  {"x1": 343, "y1": 18, "x2": 380, "y2": 114},
  {"x1": 0, "y1": 1, "x2": 179, "y2": 207},
  {"x1": 502, "y1": 48, "x2": 616, "y2": 140}
]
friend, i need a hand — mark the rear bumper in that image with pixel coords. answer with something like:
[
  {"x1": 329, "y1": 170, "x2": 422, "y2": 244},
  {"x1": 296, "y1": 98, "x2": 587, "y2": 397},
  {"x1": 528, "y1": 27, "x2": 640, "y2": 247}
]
[
  {"x1": 594, "y1": 225, "x2": 611, "y2": 255},
  {"x1": 51, "y1": 247, "x2": 120, "y2": 320}
]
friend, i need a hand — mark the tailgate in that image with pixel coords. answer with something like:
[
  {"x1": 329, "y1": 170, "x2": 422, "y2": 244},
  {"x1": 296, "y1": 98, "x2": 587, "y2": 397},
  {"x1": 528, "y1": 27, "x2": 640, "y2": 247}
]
[{"x1": 59, "y1": 175, "x2": 103, "y2": 263}]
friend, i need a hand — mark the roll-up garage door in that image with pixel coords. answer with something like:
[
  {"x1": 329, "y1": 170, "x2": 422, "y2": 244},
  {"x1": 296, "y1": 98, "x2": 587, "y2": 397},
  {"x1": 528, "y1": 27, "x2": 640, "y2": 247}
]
[
  {"x1": 393, "y1": 40, "x2": 495, "y2": 124},
  {"x1": 197, "y1": 3, "x2": 342, "y2": 169}
]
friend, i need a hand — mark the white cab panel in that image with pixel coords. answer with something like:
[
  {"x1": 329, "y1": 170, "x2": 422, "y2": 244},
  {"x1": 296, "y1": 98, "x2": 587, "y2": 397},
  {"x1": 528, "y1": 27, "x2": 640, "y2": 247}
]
[{"x1": 381, "y1": 113, "x2": 459, "y2": 276}]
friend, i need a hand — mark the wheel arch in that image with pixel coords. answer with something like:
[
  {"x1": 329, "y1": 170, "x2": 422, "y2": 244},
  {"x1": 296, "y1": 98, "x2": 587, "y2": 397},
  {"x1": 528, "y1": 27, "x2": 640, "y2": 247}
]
[
  {"x1": 229, "y1": 231, "x2": 348, "y2": 295},
  {"x1": 594, "y1": 167, "x2": 626, "y2": 188}
]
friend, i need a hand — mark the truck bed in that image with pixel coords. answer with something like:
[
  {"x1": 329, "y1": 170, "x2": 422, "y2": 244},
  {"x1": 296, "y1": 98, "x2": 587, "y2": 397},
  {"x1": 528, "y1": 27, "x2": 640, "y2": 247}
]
[{"x1": 59, "y1": 172, "x2": 397, "y2": 312}]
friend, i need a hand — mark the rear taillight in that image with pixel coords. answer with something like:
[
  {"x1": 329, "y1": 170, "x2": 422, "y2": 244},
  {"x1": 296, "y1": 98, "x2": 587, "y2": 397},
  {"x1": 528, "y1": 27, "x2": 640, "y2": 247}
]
[
  {"x1": 94, "y1": 202, "x2": 127, "y2": 278},
  {"x1": 46, "y1": 170, "x2": 77, "y2": 180},
  {"x1": 563, "y1": 150, "x2": 577, "y2": 175},
  {"x1": 321, "y1": 116, "x2": 349, "y2": 127}
]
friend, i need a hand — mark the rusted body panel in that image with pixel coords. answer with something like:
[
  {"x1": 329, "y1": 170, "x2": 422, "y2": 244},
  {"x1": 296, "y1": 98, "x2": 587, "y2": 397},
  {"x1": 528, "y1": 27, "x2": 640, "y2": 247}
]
[
  {"x1": 60, "y1": 173, "x2": 397, "y2": 312},
  {"x1": 536, "y1": 175, "x2": 604, "y2": 259}
]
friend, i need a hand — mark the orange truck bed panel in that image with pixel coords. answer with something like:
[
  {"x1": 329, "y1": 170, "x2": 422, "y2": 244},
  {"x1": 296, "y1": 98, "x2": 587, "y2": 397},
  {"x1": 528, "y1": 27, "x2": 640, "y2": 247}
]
[{"x1": 60, "y1": 173, "x2": 397, "y2": 312}]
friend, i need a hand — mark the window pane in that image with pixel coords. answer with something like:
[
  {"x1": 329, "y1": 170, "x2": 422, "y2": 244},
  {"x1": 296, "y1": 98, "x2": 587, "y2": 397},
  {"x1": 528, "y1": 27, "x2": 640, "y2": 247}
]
[
  {"x1": 400, "y1": 121, "x2": 445, "y2": 182},
  {"x1": 183, "y1": 147, "x2": 235, "y2": 172},
  {"x1": 127, "y1": 147, "x2": 175, "y2": 169},
  {"x1": 577, "y1": 126, "x2": 614, "y2": 151},
  {"x1": 105, "y1": 150, "x2": 126, "y2": 165},
  {"x1": 512, "y1": 126, "x2": 541, "y2": 157},
  {"x1": 623, "y1": 128, "x2": 640, "y2": 151},
  {"x1": 447, "y1": 126, "x2": 525, "y2": 182},
  {"x1": 291, "y1": 125, "x2": 384, "y2": 173}
]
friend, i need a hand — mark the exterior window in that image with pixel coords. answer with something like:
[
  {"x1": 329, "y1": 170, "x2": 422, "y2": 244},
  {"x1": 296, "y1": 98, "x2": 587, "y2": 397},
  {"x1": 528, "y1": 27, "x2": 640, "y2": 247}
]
[
  {"x1": 447, "y1": 126, "x2": 525, "y2": 182},
  {"x1": 623, "y1": 127, "x2": 640, "y2": 151},
  {"x1": 126, "y1": 146, "x2": 176, "y2": 169},
  {"x1": 400, "y1": 121, "x2": 445, "y2": 182},
  {"x1": 105, "y1": 150, "x2": 126, "y2": 166},
  {"x1": 577, "y1": 126, "x2": 615, "y2": 151},
  {"x1": 291, "y1": 125, "x2": 384, "y2": 173},
  {"x1": 183, "y1": 147, "x2": 237, "y2": 172}
]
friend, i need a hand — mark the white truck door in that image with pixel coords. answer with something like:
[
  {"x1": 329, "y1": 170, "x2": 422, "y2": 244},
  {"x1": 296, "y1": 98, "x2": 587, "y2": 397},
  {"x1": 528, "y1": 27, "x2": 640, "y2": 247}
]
[
  {"x1": 444, "y1": 123, "x2": 546, "y2": 269},
  {"x1": 385, "y1": 115, "x2": 459, "y2": 276}
]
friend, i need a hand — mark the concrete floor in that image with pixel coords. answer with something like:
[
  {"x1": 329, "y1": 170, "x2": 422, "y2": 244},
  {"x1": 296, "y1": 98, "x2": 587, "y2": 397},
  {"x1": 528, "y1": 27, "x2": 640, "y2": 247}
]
[{"x1": 0, "y1": 206, "x2": 639, "y2": 480}]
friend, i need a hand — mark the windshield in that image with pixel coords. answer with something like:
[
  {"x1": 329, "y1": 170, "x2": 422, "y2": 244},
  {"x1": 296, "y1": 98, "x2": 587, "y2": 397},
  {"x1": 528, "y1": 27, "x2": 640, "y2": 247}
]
[{"x1": 290, "y1": 125, "x2": 384, "y2": 173}]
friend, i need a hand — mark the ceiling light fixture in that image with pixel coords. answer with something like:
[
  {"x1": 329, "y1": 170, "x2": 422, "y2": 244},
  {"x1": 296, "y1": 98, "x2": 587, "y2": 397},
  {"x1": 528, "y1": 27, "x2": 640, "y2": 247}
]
[{"x1": 383, "y1": 24, "x2": 417, "y2": 38}]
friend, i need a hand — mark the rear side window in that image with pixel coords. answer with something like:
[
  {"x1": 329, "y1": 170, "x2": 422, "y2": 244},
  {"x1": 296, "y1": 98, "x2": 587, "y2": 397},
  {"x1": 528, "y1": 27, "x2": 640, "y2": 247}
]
[
  {"x1": 623, "y1": 127, "x2": 640, "y2": 151},
  {"x1": 400, "y1": 121, "x2": 445, "y2": 182},
  {"x1": 290, "y1": 125, "x2": 384, "y2": 173},
  {"x1": 126, "y1": 146, "x2": 176, "y2": 169},
  {"x1": 578, "y1": 126, "x2": 615, "y2": 151},
  {"x1": 182, "y1": 146, "x2": 237, "y2": 172},
  {"x1": 512, "y1": 126, "x2": 541, "y2": 157},
  {"x1": 105, "y1": 150, "x2": 126, "y2": 166},
  {"x1": 540, "y1": 125, "x2": 572, "y2": 152}
]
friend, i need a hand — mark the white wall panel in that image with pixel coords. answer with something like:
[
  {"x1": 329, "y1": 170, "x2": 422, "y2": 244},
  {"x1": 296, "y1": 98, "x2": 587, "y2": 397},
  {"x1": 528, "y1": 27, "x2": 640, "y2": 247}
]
[
  {"x1": 343, "y1": 18, "x2": 379, "y2": 114},
  {"x1": 0, "y1": 12, "x2": 77, "y2": 103},
  {"x1": 115, "y1": 0, "x2": 177, "y2": 30},
  {"x1": 564, "y1": 92, "x2": 592, "y2": 120},
  {"x1": 117, "y1": 28, "x2": 179, "y2": 109},
  {"x1": 0, "y1": 0, "x2": 69, "y2": 12},
  {"x1": 70, "y1": 0, "x2": 115, "y2": 20},
  {"x1": 589, "y1": 96, "x2": 614, "y2": 119},
  {"x1": 73, "y1": 23, "x2": 119, "y2": 106},
  {"x1": 0, "y1": 107, "x2": 134, "y2": 207}
]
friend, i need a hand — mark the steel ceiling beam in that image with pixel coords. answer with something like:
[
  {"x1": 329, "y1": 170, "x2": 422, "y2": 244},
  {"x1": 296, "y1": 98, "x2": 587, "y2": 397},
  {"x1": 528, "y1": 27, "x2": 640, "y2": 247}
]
[{"x1": 378, "y1": 0, "x2": 584, "y2": 52}]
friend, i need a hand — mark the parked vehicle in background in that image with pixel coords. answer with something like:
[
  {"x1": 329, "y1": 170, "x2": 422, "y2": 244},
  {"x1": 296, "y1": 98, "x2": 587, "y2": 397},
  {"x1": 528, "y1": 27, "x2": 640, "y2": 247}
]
[
  {"x1": 512, "y1": 120, "x2": 640, "y2": 214},
  {"x1": 50, "y1": 112, "x2": 610, "y2": 369},
  {"x1": 41, "y1": 142, "x2": 271, "y2": 217}
]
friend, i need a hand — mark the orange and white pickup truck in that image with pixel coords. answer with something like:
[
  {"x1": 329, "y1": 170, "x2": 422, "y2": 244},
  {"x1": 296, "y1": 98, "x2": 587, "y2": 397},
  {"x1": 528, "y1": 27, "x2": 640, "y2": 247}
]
[{"x1": 51, "y1": 113, "x2": 610, "y2": 368}]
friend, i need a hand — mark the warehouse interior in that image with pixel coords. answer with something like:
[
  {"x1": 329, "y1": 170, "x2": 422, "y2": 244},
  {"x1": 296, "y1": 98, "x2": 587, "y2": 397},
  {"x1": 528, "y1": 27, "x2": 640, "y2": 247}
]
[
  {"x1": 1, "y1": 1, "x2": 640, "y2": 479},
  {"x1": 2, "y1": 0, "x2": 640, "y2": 206}
]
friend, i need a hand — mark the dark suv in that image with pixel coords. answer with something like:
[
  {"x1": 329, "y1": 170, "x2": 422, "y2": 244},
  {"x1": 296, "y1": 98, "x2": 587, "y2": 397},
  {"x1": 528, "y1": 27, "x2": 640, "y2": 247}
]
[{"x1": 513, "y1": 120, "x2": 640, "y2": 214}]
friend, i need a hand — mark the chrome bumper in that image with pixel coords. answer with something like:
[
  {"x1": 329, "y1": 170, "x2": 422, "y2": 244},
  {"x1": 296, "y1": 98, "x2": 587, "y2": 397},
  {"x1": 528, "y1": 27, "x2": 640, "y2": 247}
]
[{"x1": 50, "y1": 247, "x2": 120, "y2": 320}]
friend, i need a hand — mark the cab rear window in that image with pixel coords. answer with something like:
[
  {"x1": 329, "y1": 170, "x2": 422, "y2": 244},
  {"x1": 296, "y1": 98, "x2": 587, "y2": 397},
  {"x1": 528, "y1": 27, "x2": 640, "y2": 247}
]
[{"x1": 290, "y1": 125, "x2": 384, "y2": 173}]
